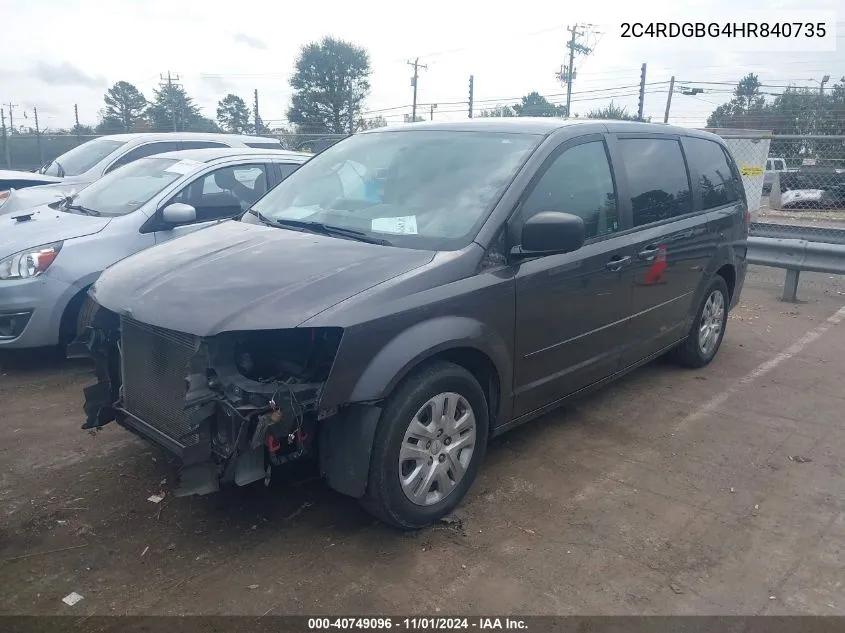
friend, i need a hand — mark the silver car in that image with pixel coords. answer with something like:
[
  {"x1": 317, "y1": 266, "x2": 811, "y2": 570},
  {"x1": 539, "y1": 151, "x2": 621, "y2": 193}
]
[
  {"x1": 0, "y1": 147, "x2": 309, "y2": 349},
  {"x1": 0, "y1": 132, "x2": 286, "y2": 214}
]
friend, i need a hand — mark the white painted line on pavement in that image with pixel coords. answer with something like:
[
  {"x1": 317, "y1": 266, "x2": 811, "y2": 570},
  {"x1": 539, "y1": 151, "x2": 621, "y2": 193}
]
[{"x1": 674, "y1": 302, "x2": 845, "y2": 434}]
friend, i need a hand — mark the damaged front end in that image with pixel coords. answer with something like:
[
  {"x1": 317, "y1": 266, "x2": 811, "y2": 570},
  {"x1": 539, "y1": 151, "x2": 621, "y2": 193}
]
[{"x1": 70, "y1": 306, "x2": 342, "y2": 496}]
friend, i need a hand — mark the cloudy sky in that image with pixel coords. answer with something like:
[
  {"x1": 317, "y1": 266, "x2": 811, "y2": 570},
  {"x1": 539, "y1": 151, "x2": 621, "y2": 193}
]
[{"x1": 0, "y1": 0, "x2": 842, "y2": 132}]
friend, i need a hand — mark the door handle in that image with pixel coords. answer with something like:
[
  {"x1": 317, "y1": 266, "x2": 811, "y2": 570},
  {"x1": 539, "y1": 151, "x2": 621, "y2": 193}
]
[
  {"x1": 605, "y1": 255, "x2": 632, "y2": 271},
  {"x1": 637, "y1": 245, "x2": 660, "y2": 260}
]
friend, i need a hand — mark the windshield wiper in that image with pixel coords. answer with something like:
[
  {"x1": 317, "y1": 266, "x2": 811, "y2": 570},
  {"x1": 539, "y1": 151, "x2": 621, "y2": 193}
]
[
  {"x1": 66, "y1": 203, "x2": 101, "y2": 216},
  {"x1": 251, "y1": 213, "x2": 392, "y2": 245}
]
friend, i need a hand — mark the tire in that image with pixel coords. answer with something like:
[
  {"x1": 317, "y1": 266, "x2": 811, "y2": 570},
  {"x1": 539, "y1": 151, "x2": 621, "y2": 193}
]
[
  {"x1": 669, "y1": 276, "x2": 729, "y2": 368},
  {"x1": 360, "y1": 361, "x2": 489, "y2": 530},
  {"x1": 75, "y1": 295, "x2": 100, "y2": 337}
]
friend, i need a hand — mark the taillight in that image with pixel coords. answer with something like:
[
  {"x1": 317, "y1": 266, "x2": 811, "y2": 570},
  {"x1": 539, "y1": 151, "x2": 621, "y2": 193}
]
[
  {"x1": 744, "y1": 209, "x2": 751, "y2": 229},
  {"x1": 0, "y1": 190, "x2": 9, "y2": 205}
]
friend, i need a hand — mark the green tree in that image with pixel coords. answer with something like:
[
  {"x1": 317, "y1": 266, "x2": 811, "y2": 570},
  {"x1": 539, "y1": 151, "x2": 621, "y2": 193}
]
[
  {"x1": 480, "y1": 105, "x2": 516, "y2": 117},
  {"x1": 191, "y1": 115, "x2": 222, "y2": 133},
  {"x1": 103, "y1": 81, "x2": 148, "y2": 133},
  {"x1": 585, "y1": 100, "x2": 637, "y2": 120},
  {"x1": 357, "y1": 115, "x2": 387, "y2": 130},
  {"x1": 512, "y1": 92, "x2": 566, "y2": 117},
  {"x1": 147, "y1": 83, "x2": 203, "y2": 132},
  {"x1": 287, "y1": 36, "x2": 372, "y2": 134},
  {"x1": 95, "y1": 108, "x2": 125, "y2": 134},
  {"x1": 706, "y1": 73, "x2": 769, "y2": 129},
  {"x1": 216, "y1": 94, "x2": 252, "y2": 133},
  {"x1": 71, "y1": 123, "x2": 95, "y2": 135}
]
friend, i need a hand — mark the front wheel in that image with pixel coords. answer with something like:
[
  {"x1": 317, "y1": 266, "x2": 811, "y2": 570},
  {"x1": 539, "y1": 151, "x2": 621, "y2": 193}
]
[
  {"x1": 75, "y1": 295, "x2": 100, "y2": 337},
  {"x1": 360, "y1": 361, "x2": 489, "y2": 529},
  {"x1": 669, "y1": 276, "x2": 729, "y2": 368}
]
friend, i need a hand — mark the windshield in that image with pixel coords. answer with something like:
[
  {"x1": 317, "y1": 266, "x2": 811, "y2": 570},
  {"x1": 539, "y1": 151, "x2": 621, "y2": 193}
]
[
  {"x1": 41, "y1": 138, "x2": 126, "y2": 177},
  {"x1": 69, "y1": 157, "x2": 196, "y2": 216},
  {"x1": 249, "y1": 130, "x2": 541, "y2": 250}
]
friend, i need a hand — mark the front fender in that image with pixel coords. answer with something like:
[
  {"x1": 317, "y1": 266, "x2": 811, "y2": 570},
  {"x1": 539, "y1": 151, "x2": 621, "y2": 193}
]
[{"x1": 320, "y1": 316, "x2": 513, "y2": 415}]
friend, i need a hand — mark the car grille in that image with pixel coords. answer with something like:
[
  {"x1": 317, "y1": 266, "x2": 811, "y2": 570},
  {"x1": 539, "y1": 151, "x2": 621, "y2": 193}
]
[{"x1": 120, "y1": 317, "x2": 201, "y2": 447}]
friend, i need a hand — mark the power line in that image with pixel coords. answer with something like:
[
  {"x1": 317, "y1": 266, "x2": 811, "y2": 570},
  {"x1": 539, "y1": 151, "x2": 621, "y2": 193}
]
[{"x1": 361, "y1": 82, "x2": 673, "y2": 116}]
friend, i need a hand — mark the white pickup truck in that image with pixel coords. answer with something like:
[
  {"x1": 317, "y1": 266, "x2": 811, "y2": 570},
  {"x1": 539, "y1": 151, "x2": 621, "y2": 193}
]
[{"x1": 763, "y1": 157, "x2": 796, "y2": 194}]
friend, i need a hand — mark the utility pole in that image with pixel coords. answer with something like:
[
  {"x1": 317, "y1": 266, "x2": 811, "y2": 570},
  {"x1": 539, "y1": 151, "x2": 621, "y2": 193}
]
[
  {"x1": 33, "y1": 106, "x2": 42, "y2": 165},
  {"x1": 430, "y1": 103, "x2": 437, "y2": 121},
  {"x1": 3, "y1": 103, "x2": 14, "y2": 168},
  {"x1": 1, "y1": 108, "x2": 7, "y2": 168},
  {"x1": 637, "y1": 63, "x2": 647, "y2": 121},
  {"x1": 557, "y1": 25, "x2": 595, "y2": 118},
  {"x1": 663, "y1": 76, "x2": 675, "y2": 124},
  {"x1": 159, "y1": 72, "x2": 181, "y2": 131},
  {"x1": 468, "y1": 75, "x2": 474, "y2": 118},
  {"x1": 4, "y1": 102, "x2": 16, "y2": 136},
  {"x1": 253, "y1": 88, "x2": 261, "y2": 134},
  {"x1": 74, "y1": 104, "x2": 81, "y2": 144},
  {"x1": 407, "y1": 57, "x2": 427, "y2": 122}
]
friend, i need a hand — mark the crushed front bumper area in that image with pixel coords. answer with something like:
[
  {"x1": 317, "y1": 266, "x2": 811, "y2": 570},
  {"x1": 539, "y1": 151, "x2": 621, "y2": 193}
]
[{"x1": 71, "y1": 308, "x2": 338, "y2": 496}]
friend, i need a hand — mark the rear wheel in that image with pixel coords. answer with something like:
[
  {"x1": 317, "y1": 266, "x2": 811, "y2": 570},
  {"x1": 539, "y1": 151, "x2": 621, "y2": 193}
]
[
  {"x1": 360, "y1": 361, "x2": 489, "y2": 529},
  {"x1": 669, "y1": 276, "x2": 729, "y2": 368}
]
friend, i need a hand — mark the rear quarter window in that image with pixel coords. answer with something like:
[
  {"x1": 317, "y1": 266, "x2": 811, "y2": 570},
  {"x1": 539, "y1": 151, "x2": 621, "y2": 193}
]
[{"x1": 683, "y1": 137, "x2": 740, "y2": 210}]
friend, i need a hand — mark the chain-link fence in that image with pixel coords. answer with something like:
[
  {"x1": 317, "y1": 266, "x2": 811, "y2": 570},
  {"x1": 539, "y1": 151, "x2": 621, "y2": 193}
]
[
  {"x1": 714, "y1": 133, "x2": 845, "y2": 227},
  {"x1": 0, "y1": 134, "x2": 100, "y2": 171},
  {"x1": 0, "y1": 132, "x2": 352, "y2": 171}
]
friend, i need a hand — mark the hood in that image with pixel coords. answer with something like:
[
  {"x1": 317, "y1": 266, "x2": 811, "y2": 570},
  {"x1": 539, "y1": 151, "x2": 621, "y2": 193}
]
[
  {"x1": 0, "y1": 206, "x2": 111, "y2": 257},
  {"x1": 0, "y1": 181, "x2": 92, "y2": 216},
  {"x1": 0, "y1": 169, "x2": 63, "y2": 187},
  {"x1": 91, "y1": 221, "x2": 436, "y2": 336}
]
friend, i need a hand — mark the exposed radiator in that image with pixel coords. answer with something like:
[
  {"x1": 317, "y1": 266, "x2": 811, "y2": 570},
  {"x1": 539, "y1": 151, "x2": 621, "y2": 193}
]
[{"x1": 120, "y1": 316, "x2": 200, "y2": 447}]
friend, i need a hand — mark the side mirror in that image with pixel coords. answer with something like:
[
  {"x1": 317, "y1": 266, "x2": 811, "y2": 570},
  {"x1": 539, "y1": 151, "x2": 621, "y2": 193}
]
[
  {"x1": 515, "y1": 212, "x2": 585, "y2": 259},
  {"x1": 161, "y1": 202, "x2": 196, "y2": 225}
]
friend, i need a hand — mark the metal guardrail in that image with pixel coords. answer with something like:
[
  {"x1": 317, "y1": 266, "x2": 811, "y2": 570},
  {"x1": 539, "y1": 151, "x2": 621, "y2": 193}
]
[
  {"x1": 749, "y1": 222, "x2": 845, "y2": 245},
  {"x1": 747, "y1": 222, "x2": 845, "y2": 301}
]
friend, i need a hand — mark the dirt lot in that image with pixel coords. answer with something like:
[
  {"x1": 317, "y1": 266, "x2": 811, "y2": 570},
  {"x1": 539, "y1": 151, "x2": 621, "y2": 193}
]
[{"x1": 2, "y1": 266, "x2": 845, "y2": 616}]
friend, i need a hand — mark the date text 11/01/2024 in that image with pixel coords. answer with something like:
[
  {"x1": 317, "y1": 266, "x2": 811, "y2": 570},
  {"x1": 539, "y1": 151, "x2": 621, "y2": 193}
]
[{"x1": 308, "y1": 618, "x2": 529, "y2": 630}]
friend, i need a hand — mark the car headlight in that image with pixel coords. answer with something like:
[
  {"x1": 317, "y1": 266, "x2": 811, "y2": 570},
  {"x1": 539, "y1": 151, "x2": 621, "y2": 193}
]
[{"x1": 0, "y1": 242, "x2": 63, "y2": 280}]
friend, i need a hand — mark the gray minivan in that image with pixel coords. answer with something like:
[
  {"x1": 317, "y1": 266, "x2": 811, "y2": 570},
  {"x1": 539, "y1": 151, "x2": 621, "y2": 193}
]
[{"x1": 78, "y1": 119, "x2": 748, "y2": 529}]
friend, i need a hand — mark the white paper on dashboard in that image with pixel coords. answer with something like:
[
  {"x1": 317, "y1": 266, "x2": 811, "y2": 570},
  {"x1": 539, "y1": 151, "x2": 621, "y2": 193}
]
[
  {"x1": 371, "y1": 216, "x2": 418, "y2": 235},
  {"x1": 164, "y1": 159, "x2": 203, "y2": 175}
]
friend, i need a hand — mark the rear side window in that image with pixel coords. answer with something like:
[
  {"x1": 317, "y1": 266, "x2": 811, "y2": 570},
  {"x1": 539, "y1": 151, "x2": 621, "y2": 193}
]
[
  {"x1": 618, "y1": 138, "x2": 692, "y2": 227},
  {"x1": 105, "y1": 141, "x2": 180, "y2": 173},
  {"x1": 683, "y1": 137, "x2": 740, "y2": 210},
  {"x1": 181, "y1": 141, "x2": 230, "y2": 150},
  {"x1": 246, "y1": 141, "x2": 283, "y2": 149},
  {"x1": 278, "y1": 163, "x2": 301, "y2": 180}
]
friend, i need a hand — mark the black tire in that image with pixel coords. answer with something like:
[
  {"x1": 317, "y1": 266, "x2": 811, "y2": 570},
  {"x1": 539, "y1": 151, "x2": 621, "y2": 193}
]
[
  {"x1": 75, "y1": 295, "x2": 100, "y2": 337},
  {"x1": 669, "y1": 276, "x2": 729, "y2": 368},
  {"x1": 360, "y1": 361, "x2": 489, "y2": 530}
]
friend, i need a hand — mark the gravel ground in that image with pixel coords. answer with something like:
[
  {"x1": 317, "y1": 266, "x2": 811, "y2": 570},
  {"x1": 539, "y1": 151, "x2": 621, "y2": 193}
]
[{"x1": 2, "y1": 267, "x2": 845, "y2": 616}]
